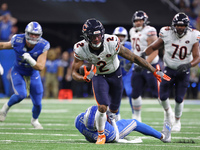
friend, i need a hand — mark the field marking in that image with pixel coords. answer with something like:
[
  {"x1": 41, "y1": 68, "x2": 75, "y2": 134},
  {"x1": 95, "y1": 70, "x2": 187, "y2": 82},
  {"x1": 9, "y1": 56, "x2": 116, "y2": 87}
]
[
  {"x1": 0, "y1": 139, "x2": 200, "y2": 148},
  {"x1": 0, "y1": 132, "x2": 200, "y2": 138},
  {"x1": 0, "y1": 99, "x2": 199, "y2": 105}
]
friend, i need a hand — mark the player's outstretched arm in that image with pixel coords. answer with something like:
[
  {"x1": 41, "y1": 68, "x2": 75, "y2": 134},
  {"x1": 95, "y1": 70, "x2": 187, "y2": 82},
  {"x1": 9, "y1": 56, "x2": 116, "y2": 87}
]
[
  {"x1": 0, "y1": 41, "x2": 13, "y2": 50},
  {"x1": 118, "y1": 45, "x2": 156, "y2": 73},
  {"x1": 118, "y1": 45, "x2": 170, "y2": 82}
]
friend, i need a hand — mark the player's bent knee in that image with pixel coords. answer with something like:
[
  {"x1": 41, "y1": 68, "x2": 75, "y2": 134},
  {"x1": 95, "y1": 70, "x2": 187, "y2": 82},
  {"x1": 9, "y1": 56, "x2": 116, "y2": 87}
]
[
  {"x1": 175, "y1": 97, "x2": 183, "y2": 103},
  {"x1": 98, "y1": 105, "x2": 107, "y2": 113},
  {"x1": 132, "y1": 93, "x2": 140, "y2": 99},
  {"x1": 159, "y1": 95, "x2": 168, "y2": 101}
]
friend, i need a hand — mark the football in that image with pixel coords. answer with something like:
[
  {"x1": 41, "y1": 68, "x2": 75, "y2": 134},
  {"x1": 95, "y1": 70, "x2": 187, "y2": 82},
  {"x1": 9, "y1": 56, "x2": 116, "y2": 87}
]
[{"x1": 79, "y1": 63, "x2": 92, "y2": 76}]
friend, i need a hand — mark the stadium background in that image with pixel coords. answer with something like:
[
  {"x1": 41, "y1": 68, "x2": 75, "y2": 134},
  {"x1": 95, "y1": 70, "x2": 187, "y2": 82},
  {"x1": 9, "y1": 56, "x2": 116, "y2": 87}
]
[{"x1": 0, "y1": 0, "x2": 199, "y2": 99}]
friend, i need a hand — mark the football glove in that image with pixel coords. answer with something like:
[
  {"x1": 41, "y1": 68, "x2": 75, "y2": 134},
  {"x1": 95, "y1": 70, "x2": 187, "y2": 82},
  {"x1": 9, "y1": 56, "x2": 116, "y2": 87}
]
[
  {"x1": 153, "y1": 69, "x2": 171, "y2": 82},
  {"x1": 177, "y1": 63, "x2": 191, "y2": 73},
  {"x1": 83, "y1": 64, "x2": 96, "y2": 82},
  {"x1": 124, "y1": 62, "x2": 132, "y2": 72},
  {"x1": 141, "y1": 52, "x2": 146, "y2": 59},
  {"x1": 134, "y1": 64, "x2": 143, "y2": 72},
  {"x1": 22, "y1": 53, "x2": 36, "y2": 67}
]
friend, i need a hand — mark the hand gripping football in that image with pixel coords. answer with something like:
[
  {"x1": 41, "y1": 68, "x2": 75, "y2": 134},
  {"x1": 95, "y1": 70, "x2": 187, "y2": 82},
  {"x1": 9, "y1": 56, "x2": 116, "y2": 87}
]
[{"x1": 79, "y1": 63, "x2": 92, "y2": 76}]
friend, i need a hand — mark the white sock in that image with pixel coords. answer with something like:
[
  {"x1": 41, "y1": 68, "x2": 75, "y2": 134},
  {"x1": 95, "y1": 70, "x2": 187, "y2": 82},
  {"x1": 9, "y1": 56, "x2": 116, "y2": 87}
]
[
  {"x1": 2, "y1": 103, "x2": 9, "y2": 112},
  {"x1": 132, "y1": 96, "x2": 142, "y2": 116},
  {"x1": 175, "y1": 102, "x2": 184, "y2": 119},
  {"x1": 161, "y1": 98, "x2": 172, "y2": 113},
  {"x1": 95, "y1": 110, "x2": 107, "y2": 133}
]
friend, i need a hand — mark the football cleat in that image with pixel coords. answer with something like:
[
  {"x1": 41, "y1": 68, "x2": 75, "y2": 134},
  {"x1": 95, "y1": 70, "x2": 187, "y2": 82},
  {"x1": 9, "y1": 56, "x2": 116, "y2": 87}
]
[
  {"x1": 164, "y1": 110, "x2": 175, "y2": 126},
  {"x1": 172, "y1": 120, "x2": 181, "y2": 132},
  {"x1": 31, "y1": 118, "x2": 43, "y2": 129},
  {"x1": 96, "y1": 134, "x2": 106, "y2": 144},
  {"x1": 0, "y1": 103, "x2": 9, "y2": 122},
  {"x1": 161, "y1": 120, "x2": 171, "y2": 143}
]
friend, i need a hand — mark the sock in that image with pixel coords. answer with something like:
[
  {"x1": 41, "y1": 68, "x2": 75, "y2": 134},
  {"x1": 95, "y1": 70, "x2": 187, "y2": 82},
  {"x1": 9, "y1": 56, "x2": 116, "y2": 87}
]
[
  {"x1": 161, "y1": 98, "x2": 172, "y2": 112},
  {"x1": 132, "y1": 96, "x2": 142, "y2": 116},
  {"x1": 32, "y1": 104, "x2": 42, "y2": 119},
  {"x1": 174, "y1": 102, "x2": 184, "y2": 119},
  {"x1": 134, "y1": 119, "x2": 162, "y2": 139},
  {"x1": 95, "y1": 110, "x2": 107, "y2": 133}
]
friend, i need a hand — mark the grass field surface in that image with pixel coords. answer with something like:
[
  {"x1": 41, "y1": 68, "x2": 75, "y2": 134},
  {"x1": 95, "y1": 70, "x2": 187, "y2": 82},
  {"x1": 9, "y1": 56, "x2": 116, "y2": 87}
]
[{"x1": 0, "y1": 98, "x2": 199, "y2": 150}]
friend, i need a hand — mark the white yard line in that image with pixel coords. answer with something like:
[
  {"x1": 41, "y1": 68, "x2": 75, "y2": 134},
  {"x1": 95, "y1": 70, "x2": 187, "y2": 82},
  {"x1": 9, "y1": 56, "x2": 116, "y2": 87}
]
[{"x1": 0, "y1": 99, "x2": 200, "y2": 105}]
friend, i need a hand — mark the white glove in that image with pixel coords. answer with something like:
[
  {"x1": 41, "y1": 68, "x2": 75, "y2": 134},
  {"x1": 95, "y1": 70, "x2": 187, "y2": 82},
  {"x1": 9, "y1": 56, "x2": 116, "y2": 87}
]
[
  {"x1": 0, "y1": 63, "x2": 4, "y2": 75},
  {"x1": 22, "y1": 53, "x2": 36, "y2": 67}
]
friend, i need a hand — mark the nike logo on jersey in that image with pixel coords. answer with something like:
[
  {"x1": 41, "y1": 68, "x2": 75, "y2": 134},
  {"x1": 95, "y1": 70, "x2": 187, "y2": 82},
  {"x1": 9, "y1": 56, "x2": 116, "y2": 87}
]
[
  {"x1": 14, "y1": 73, "x2": 17, "y2": 75},
  {"x1": 186, "y1": 72, "x2": 189, "y2": 74},
  {"x1": 36, "y1": 76, "x2": 39, "y2": 79},
  {"x1": 118, "y1": 75, "x2": 122, "y2": 78}
]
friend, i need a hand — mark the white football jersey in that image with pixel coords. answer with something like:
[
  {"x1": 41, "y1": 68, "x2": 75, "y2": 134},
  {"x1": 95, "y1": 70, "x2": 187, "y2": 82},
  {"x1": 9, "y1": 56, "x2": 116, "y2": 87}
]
[
  {"x1": 74, "y1": 34, "x2": 120, "y2": 74},
  {"x1": 129, "y1": 25, "x2": 159, "y2": 64},
  {"x1": 159, "y1": 26, "x2": 200, "y2": 70}
]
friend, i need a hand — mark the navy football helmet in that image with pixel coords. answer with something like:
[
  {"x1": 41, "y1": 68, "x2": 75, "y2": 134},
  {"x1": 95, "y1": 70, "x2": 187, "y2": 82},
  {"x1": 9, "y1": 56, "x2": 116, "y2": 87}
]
[
  {"x1": 82, "y1": 18, "x2": 105, "y2": 48},
  {"x1": 171, "y1": 12, "x2": 189, "y2": 38},
  {"x1": 132, "y1": 10, "x2": 149, "y2": 30},
  {"x1": 25, "y1": 21, "x2": 42, "y2": 45}
]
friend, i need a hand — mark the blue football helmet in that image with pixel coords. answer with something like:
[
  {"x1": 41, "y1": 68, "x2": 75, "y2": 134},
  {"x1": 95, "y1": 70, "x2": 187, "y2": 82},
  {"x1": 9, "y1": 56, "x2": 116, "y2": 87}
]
[
  {"x1": 25, "y1": 21, "x2": 43, "y2": 45},
  {"x1": 132, "y1": 10, "x2": 149, "y2": 31},
  {"x1": 83, "y1": 105, "x2": 98, "y2": 131},
  {"x1": 113, "y1": 26, "x2": 128, "y2": 45},
  {"x1": 171, "y1": 12, "x2": 189, "y2": 38},
  {"x1": 82, "y1": 18, "x2": 105, "y2": 48}
]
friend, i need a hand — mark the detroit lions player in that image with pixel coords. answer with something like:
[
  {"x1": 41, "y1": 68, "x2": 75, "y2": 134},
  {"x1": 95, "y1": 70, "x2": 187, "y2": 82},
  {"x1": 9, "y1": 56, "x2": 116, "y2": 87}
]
[
  {"x1": 129, "y1": 10, "x2": 160, "y2": 122},
  {"x1": 75, "y1": 105, "x2": 172, "y2": 143},
  {"x1": 145, "y1": 12, "x2": 200, "y2": 132},
  {"x1": 113, "y1": 26, "x2": 134, "y2": 120},
  {"x1": 72, "y1": 18, "x2": 171, "y2": 144},
  {"x1": 0, "y1": 22, "x2": 50, "y2": 129}
]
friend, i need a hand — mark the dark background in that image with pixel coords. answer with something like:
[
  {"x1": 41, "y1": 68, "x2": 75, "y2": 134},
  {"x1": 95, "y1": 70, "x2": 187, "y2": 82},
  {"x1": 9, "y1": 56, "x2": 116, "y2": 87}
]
[{"x1": 1, "y1": 0, "x2": 176, "y2": 50}]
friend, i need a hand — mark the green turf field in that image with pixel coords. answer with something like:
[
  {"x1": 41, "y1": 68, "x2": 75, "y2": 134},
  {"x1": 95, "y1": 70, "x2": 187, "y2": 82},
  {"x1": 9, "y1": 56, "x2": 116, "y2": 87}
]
[{"x1": 0, "y1": 98, "x2": 199, "y2": 150}]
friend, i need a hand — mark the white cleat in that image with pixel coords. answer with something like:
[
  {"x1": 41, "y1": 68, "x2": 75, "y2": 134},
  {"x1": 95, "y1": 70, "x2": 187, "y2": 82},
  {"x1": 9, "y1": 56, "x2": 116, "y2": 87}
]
[
  {"x1": 172, "y1": 120, "x2": 181, "y2": 132},
  {"x1": 31, "y1": 118, "x2": 43, "y2": 129},
  {"x1": 164, "y1": 110, "x2": 175, "y2": 126},
  {"x1": 132, "y1": 114, "x2": 142, "y2": 122},
  {"x1": 161, "y1": 120, "x2": 171, "y2": 143},
  {"x1": 0, "y1": 103, "x2": 9, "y2": 122}
]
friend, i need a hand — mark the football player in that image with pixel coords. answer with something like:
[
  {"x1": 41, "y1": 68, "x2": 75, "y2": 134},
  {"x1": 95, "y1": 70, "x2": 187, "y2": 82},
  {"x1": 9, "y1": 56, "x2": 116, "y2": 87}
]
[
  {"x1": 113, "y1": 26, "x2": 134, "y2": 120},
  {"x1": 75, "y1": 105, "x2": 172, "y2": 143},
  {"x1": 129, "y1": 10, "x2": 160, "y2": 122},
  {"x1": 0, "y1": 22, "x2": 50, "y2": 129},
  {"x1": 145, "y1": 12, "x2": 200, "y2": 132},
  {"x1": 72, "y1": 18, "x2": 171, "y2": 144}
]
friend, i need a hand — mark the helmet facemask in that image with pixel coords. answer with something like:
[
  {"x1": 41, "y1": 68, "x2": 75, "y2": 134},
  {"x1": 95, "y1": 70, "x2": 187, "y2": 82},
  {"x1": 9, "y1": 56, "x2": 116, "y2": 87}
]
[
  {"x1": 132, "y1": 11, "x2": 149, "y2": 31},
  {"x1": 25, "y1": 22, "x2": 43, "y2": 45},
  {"x1": 113, "y1": 27, "x2": 128, "y2": 45},
  {"x1": 171, "y1": 12, "x2": 189, "y2": 38},
  {"x1": 82, "y1": 18, "x2": 105, "y2": 49}
]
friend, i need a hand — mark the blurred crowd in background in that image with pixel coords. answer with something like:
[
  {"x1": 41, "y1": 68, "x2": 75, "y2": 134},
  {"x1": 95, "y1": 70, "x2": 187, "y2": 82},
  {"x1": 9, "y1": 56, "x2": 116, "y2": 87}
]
[{"x1": 0, "y1": 1, "x2": 200, "y2": 99}]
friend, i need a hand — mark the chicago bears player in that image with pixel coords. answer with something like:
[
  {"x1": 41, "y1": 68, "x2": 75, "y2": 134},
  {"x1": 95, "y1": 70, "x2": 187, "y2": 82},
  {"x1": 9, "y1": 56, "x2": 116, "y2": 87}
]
[
  {"x1": 72, "y1": 18, "x2": 171, "y2": 144},
  {"x1": 75, "y1": 105, "x2": 172, "y2": 143},
  {"x1": 0, "y1": 22, "x2": 50, "y2": 129},
  {"x1": 129, "y1": 10, "x2": 160, "y2": 122},
  {"x1": 113, "y1": 26, "x2": 134, "y2": 120},
  {"x1": 145, "y1": 12, "x2": 200, "y2": 132}
]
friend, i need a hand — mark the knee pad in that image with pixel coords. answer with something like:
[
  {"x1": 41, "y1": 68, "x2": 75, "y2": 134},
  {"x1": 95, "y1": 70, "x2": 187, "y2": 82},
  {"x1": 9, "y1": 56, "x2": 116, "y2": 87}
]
[{"x1": 175, "y1": 96, "x2": 183, "y2": 103}]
